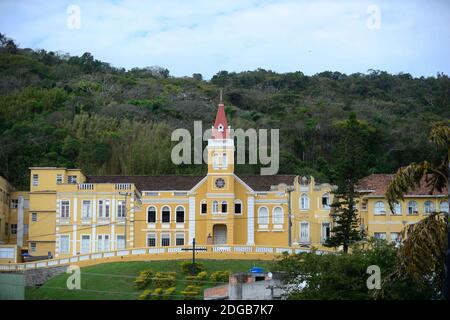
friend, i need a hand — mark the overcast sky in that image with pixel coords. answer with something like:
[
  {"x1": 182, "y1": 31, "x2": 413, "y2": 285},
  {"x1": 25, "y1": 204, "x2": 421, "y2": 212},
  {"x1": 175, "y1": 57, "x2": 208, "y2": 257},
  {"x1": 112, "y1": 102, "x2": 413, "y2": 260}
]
[{"x1": 1, "y1": 0, "x2": 449, "y2": 78}]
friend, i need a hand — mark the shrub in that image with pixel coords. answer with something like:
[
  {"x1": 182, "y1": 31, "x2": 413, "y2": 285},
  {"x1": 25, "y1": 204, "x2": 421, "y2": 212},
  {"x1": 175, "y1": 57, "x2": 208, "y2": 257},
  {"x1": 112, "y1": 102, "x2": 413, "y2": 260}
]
[
  {"x1": 181, "y1": 285, "x2": 201, "y2": 300},
  {"x1": 181, "y1": 261, "x2": 205, "y2": 275},
  {"x1": 134, "y1": 269, "x2": 154, "y2": 289},
  {"x1": 151, "y1": 287, "x2": 163, "y2": 300},
  {"x1": 196, "y1": 271, "x2": 208, "y2": 281},
  {"x1": 138, "y1": 289, "x2": 151, "y2": 300},
  {"x1": 210, "y1": 271, "x2": 231, "y2": 284},
  {"x1": 163, "y1": 287, "x2": 176, "y2": 300},
  {"x1": 153, "y1": 272, "x2": 176, "y2": 288}
]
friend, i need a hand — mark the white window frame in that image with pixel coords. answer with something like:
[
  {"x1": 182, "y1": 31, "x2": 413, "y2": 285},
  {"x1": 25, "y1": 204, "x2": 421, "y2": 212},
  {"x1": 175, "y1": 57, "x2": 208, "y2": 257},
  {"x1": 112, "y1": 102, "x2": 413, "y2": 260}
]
[
  {"x1": 213, "y1": 153, "x2": 219, "y2": 169},
  {"x1": 161, "y1": 206, "x2": 171, "y2": 223},
  {"x1": 374, "y1": 232, "x2": 387, "y2": 240},
  {"x1": 161, "y1": 233, "x2": 170, "y2": 247},
  {"x1": 82, "y1": 200, "x2": 91, "y2": 219},
  {"x1": 30, "y1": 242, "x2": 37, "y2": 253},
  {"x1": 60, "y1": 200, "x2": 70, "y2": 218},
  {"x1": 0, "y1": 247, "x2": 15, "y2": 259},
  {"x1": 374, "y1": 201, "x2": 386, "y2": 215},
  {"x1": 56, "y1": 174, "x2": 63, "y2": 184},
  {"x1": 117, "y1": 200, "x2": 126, "y2": 219},
  {"x1": 80, "y1": 234, "x2": 91, "y2": 254},
  {"x1": 212, "y1": 201, "x2": 219, "y2": 214},
  {"x1": 300, "y1": 222, "x2": 310, "y2": 243},
  {"x1": 200, "y1": 200, "x2": 207, "y2": 215},
  {"x1": 32, "y1": 174, "x2": 39, "y2": 187},
  {"x1": 440, "y1": 201, "x2": 449, "y2": 213},
  {"x1": 175, "y1": 206, "x2": 185, "y2": 223},
  {"x1": 257, "y1": 206, "x2": 269, "y2": 226},
  {"x1": 10, "y1": 199, "x2": 18, "y2": 209},
  {"x1": 175, "y1": 233, "x2": 185, "y2": 246},
  {"x1": 97, "y1": 234, "x2": 110, "y2": 252},
  {"x1": 234, "y1": 200, "x2": 242, "y2": 215},
  {"x1": 322, "y1": 193, "x2": 330, "y2": 209},
  {"x1": 59, "y1": 234, "x2": 70, "y2": 254},
  {"x1": 300, "y1": 193, "x2": 309, "y2": 210},
  {"x1": 147, "y1": 233, "x2": 156, "y2": 247},
  {"x1": 147, "y1": 206, "x2": 157, "y2": 223},
  {"x1": 221, "y1": 201, "x2": 228, "y2": 214},
  {"x1": 98, "y1": 200, "x2": 110, "y2": 218},
  {"x1": 321, "y1": 222, "x2": 331, "y2": 243},
  {"x1": 67, "y1": 175, "x2": 77, "y2": 184},
  {"x1": 222, "y1": 153, "x2": 227, "y2": 169},
  {"x1": 116, "y1": 234, "x2": 126, "y2": 250},
  {"x1": 424, "y1": 201, "x2": 435, "y2": 214},
  {"x1": 272, "y1": 206, "x2": 284, "y2": 225},
  {"x1": 391, "y1": 202, "x2": 402, "y2": 215},
  {"x1": 407, "y1": 201, "x2": 418, "y2": 215}
]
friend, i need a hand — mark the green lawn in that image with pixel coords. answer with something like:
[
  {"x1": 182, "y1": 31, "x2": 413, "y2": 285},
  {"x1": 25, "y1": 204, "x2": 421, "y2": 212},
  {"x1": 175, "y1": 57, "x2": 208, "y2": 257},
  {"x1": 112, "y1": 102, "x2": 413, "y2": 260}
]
[{"x1": 26, "y1": 259, "x2": 273, "y2": 300}]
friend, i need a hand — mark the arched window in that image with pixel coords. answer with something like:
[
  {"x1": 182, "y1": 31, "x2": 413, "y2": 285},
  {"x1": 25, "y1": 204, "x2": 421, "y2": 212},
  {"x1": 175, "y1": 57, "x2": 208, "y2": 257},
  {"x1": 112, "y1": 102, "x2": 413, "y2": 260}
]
[
  {"x1": 300, "y1": 193, "x2": 309, "y2": 210},
  {"x1": 234, "y1": 200, "x2": 242, "y2": 214},
  {"x1": 374, "y1": 201, "x2": 385, "y2": 215},
  {"x1": 258, "y1": 207, "x2": 269, "y2": 225},
  {"x1": 424, "y1": 201, "x2": 435, "y2": 214},
  {"x1": 176, "y1": 206, "x2": 185, "y2": 223},
  {"x1": 212, "y1": 201, "x2": 219, "y2": 214},
  {"x1": 221, "y1": 201, "x2": 228, "y2": 213},
  {"x1": 222, "y1": 153, "x2": 227, "y2": 168},
  {"x1": 272, "y1": 207, "x2": 284, "y2": 225},
  {"x1": 213, "y1": 153, "x2": 219, "y2": 169},
  {"x1": 200, "y1": 200, "x2": 207, "y2": 215},
  {"x1": 392, "y1": 202, "x2": 402, "y2": 215},
  {"x1": 407, "y1": 201, "x2": 418, "y2": 215},
  {"x1": 161, "y1": 206, "x2": 171, "y2": 223},
  {"x1": 147, "y1": 206, "x2": 156, "y2": 223},
  {"x1": 440, "y1": 201, "x2": 449, "y2": 213},
  {"x1": 322, "y1": 193, "x2": 330, "y2": 209}
]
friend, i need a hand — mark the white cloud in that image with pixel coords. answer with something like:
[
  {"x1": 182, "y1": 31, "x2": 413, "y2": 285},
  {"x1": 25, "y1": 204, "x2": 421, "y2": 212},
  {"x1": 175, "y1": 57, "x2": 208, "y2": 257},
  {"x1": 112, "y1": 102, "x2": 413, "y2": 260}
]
[{"x1": 0, "y1": 0, "x2": 449, "y2": 78}]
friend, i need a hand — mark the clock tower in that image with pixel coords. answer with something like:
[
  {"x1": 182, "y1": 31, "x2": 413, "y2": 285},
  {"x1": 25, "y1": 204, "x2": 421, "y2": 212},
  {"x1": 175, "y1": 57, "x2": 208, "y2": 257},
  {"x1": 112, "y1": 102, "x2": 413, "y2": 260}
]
[{"x1": 207, "y1": 97, "x2": 235, "y2": 176}]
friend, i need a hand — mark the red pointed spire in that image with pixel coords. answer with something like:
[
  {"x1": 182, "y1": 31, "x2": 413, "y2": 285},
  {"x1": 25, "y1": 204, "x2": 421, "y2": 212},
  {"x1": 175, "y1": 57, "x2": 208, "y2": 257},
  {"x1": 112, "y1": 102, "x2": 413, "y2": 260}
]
[{"x1": 211, "y1": 91, "x2": 229, "y2": 139}]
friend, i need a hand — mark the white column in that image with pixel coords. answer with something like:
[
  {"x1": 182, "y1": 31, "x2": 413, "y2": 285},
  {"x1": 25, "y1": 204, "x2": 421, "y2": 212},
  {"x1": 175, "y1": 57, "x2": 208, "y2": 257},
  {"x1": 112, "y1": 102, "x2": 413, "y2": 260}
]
[
  {"x1": 55, "y1": 199, "x2": 60, "y2": 257},
  {"x1": 111, "y1": 198, "x2": 116, "y2": 250},
  {"x1": 188, "y1": 197, "x2": 196, "y2": 245},
  {"x1": 129, "y1": 194, "x2": 134, "y2": 248},
  {"x1": 247, "y1": 196, "x2": 255, "y2": 245},
  {"x1": 17, "y1": 196, "x2": 24, "y2": 247},
  {"x1": 92, "y1": 196, "x2": 97, "y2": 253},
  {"x1": 72, "y1": 197, "x2": 77, "y2": 255}
]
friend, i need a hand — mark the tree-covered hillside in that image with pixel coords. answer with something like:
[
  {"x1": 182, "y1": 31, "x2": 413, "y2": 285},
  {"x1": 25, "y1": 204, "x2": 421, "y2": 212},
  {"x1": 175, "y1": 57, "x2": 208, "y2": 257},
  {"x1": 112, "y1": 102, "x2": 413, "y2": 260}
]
[{"x1": 1, "y1": 33, "x2": 449, "y2": 190}]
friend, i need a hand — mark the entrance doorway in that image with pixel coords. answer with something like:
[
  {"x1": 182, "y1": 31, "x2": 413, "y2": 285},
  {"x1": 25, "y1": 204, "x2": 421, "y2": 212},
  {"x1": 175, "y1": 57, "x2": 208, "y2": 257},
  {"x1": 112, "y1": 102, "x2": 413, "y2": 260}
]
[{"x1": 213, "y1": 224, "x2": 227, "y2": 245}]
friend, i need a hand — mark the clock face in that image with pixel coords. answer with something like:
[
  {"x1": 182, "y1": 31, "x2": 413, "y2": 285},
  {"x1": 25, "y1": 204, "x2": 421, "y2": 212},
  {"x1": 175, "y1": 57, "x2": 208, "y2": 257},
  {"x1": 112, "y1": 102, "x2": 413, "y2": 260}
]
[{"x1": 215, "y1": 178, "x2": 225, "y2": 188}]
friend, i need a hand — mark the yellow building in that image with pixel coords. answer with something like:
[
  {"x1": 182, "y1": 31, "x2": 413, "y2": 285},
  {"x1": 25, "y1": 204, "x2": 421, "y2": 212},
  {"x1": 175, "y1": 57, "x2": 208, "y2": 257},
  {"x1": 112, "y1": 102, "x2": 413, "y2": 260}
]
[
  {"x1": 357, "y1": 174, "x2": 449, "y2": 244},
  {"x1": 0, "y1": 103, "x2": 449, "y2": 264}
]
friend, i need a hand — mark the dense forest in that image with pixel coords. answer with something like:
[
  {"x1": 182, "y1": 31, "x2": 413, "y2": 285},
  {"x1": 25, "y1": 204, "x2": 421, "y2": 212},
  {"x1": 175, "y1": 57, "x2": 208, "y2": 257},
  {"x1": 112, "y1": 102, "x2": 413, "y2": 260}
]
[{"x1": 0, "y1": 33, "x2": 449, "y2": 190}]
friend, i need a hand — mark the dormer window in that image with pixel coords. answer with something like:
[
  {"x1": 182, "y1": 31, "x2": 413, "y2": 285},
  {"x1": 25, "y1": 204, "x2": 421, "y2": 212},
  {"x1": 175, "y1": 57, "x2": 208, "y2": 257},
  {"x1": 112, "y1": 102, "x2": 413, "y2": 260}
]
[{"x1": 218, "y1": 124, "x2": 224, "y2": 132}]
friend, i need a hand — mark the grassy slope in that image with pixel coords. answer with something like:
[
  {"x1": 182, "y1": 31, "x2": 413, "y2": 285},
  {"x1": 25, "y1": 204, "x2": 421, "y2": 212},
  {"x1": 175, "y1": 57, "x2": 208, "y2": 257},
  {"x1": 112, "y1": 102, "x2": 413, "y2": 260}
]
[{"x1": 26, "y1": 259, "x2": 272, "y2": 300}]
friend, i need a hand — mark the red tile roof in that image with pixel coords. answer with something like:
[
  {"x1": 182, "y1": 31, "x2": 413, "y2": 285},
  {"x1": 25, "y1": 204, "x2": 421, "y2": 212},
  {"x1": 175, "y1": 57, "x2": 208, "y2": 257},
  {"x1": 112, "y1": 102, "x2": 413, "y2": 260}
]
[
  {"x1": 356, "y1": 173, "x2": 448, "y2": 196},
  {"x1": 211, "y1": 103, "x2": 230, "y2": 139}
]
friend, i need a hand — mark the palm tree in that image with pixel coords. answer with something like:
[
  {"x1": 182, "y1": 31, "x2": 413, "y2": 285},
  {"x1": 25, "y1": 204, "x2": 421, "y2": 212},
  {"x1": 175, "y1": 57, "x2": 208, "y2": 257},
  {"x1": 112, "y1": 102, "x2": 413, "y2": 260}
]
[{"x1": 385, "y1": 121, "x2": 450, "y2": 299}]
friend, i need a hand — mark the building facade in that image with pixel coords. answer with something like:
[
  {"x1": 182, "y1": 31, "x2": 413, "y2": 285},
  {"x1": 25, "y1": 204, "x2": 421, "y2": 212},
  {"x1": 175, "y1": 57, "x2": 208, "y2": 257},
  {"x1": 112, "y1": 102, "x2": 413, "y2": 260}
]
[{"x1": 0, "y1": 103, "x2": 448, "y2": 263}]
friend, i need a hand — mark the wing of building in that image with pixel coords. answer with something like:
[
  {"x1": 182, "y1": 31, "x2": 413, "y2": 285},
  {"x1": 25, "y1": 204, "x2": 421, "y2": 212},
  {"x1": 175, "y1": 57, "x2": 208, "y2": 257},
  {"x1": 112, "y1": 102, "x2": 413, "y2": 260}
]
[{"x1": 0, "y1": 104, "x2": 448, "y2": 263}]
